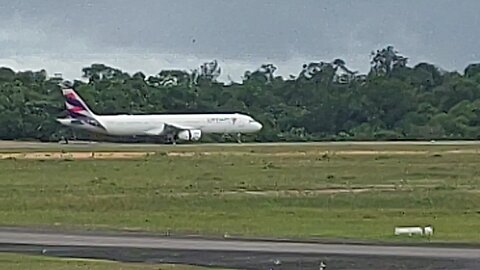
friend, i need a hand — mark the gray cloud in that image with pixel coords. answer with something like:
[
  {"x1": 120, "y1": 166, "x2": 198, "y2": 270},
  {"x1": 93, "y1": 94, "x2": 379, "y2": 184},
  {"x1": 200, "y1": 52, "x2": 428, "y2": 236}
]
[{"x1": 0, "y1": 0, "x2": 479, "y2": 81}]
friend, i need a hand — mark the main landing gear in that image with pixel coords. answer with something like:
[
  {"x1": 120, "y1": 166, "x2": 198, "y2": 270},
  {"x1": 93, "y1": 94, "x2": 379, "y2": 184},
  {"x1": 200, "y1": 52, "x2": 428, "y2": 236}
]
[
  {"x1": 222, "y1": 133, "x2": 243, "y2": 144},
  {"x1": 235, "y1": 133, "x2": 242, "y2": 144},
  {"x1": 165, "y1": 134, "x2": 177, "y2": 145}
]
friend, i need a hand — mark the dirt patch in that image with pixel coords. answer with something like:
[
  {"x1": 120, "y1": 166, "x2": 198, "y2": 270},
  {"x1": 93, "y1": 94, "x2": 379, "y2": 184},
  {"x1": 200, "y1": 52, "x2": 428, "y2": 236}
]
[
  {"x1": 165, "y1": 149, "x2": 480, "y2": 157},
  {"x1": 167, "y1": 184, "x2": 457, "y2": 197},
  {"x1": 169, "y1": 187, "x2": 399, "y2": 197},
  {"x1": 166, "y1": 152, "x2": 197, "y2": 157},
  {"x1": 1, "y1": 148, "x2": 478, "y2": 160},
  {"x1": 0, "y1": 152, "x2": 155, "y2": 160},
  {"x1": 240, "y1": 188, "x2": 388, "y2": 196}
]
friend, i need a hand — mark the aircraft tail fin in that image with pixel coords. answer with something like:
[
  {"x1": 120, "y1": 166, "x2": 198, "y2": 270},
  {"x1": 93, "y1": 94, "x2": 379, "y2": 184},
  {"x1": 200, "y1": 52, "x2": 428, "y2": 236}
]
[{"x1": 60, "y1": 84, "x2": 97, "y2": 120}]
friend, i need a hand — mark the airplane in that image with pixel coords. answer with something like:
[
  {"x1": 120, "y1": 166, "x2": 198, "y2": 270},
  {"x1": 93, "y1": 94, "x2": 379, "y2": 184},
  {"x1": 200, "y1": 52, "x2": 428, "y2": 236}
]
[{"x1": 56, "y1": 85, "x2": 263, "y2": 144}]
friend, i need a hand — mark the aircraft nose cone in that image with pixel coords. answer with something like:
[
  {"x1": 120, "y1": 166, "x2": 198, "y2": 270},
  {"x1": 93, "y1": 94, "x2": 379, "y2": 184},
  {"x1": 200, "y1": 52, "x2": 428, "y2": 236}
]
[{"x1": 255, "y1": 121, "x2": 263, "y2": 131}]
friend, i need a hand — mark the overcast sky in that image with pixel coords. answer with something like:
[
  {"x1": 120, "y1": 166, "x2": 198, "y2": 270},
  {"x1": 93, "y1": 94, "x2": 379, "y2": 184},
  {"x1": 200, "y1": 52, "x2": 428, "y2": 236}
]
[{"x1": 0, "y1": 0, "x2": 479, "y2": 82}]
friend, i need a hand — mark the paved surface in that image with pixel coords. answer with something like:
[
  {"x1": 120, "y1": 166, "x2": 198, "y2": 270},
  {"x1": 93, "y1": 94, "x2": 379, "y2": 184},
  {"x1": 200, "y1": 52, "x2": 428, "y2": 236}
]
[
  {"x1": 2, "y1": 244, "x2": 479, "y2": 270},
  {"x1": 0, "y1": 229, "x2": 478, "y2": 269},
  {"x1": 0, "y1": 230, "x2": 479, "y2": 259},
  {"x1": 2, "y1": 140, "x2": 480, "y2": 149}
]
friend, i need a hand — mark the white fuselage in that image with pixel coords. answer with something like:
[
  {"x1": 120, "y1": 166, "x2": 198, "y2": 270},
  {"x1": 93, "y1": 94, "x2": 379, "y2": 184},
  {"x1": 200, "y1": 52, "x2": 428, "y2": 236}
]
[{"x1": 58, "y1": 113, "x2": 263, "y2": 137}]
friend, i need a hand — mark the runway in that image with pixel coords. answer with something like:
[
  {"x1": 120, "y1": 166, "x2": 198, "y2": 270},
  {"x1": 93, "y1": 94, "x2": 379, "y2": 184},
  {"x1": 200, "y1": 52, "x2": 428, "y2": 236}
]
[
  {"x1": 0, "y1": 228, "x2": 478, "y2": 269},
  {"x1": 2, "y1": 139, "x2": 480, "y2": 150}
]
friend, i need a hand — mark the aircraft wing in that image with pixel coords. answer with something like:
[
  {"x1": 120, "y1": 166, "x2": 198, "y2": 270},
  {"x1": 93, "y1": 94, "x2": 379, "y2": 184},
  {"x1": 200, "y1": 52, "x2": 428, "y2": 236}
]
[
  {"x1": 144, "y1": 122, "x2": 194, "y2": 136},
  {"x1": 144, "y1": 127, "x2": 166, "y2": 136},
  {"x1": 164, "y1": 122, "x2": 194, "y2": 131}
]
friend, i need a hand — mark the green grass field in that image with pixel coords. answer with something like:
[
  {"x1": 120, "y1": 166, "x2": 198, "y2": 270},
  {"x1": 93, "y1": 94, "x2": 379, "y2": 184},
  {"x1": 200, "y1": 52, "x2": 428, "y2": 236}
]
[
  {"x1": 0, "y1": 252, "x2": 218, "y2": 270},
  {"x1": 0, "y1": 143, "x2": 479, "y2": 242}
]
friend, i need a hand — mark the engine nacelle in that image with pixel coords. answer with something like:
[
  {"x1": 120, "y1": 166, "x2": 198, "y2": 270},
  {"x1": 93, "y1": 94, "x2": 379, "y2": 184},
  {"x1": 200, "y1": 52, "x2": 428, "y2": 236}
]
[{"x1": 177, "y1": 129, "x2": 202, "y2": 141}]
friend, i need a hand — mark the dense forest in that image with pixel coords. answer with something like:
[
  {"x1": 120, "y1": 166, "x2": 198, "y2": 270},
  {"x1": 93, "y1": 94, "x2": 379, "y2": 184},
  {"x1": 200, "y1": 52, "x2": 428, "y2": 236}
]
[{"x1": 1, "y1": 45, "x2": 480, "y2": 143}]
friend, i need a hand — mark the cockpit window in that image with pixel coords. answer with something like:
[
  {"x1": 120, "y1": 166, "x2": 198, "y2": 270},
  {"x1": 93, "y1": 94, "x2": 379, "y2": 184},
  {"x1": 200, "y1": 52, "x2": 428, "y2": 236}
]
[{"x1": 246, "y1": 117, "x2": 256, "y2": 123}]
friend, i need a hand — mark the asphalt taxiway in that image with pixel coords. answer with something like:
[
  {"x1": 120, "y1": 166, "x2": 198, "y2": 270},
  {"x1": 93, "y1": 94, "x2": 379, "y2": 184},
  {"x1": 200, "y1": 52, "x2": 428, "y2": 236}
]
[{"x1": 0, "y1": 228, "x2": 478, "y2": 269}]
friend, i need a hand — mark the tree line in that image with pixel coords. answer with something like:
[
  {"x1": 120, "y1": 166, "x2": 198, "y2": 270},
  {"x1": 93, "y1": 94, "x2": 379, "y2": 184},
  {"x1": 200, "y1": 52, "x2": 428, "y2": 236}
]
[{"x1": 1, "y1": 45, "x2": 480, "y2": 143}]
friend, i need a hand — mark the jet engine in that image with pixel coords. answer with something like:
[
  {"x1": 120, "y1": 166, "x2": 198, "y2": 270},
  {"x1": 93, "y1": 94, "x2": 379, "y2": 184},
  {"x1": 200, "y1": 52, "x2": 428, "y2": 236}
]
[{"x1": 177, "y1": 129, "x2": 202, "y2": 141}]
